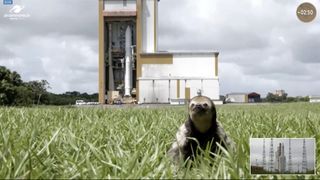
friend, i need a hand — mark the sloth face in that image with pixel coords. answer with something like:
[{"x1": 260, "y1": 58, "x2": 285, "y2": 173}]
[
  {"x1": 188, "y1": 96, "x2": 215, "y2": 132},
  {"x1": 189, "y1": 96, "x2": 213, "y2": 115}
]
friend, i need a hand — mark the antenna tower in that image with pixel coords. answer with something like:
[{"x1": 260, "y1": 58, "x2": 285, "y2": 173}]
[
  {"x1": 262, "y1": 138, "x2": 266, "y2": 170},
  {"x1": 302, "y1": 139, "x2": 307, "y2": 172},
  {"x1": 288, "y1": 139, "x2": 292, "y2": 172},
  {"x1": 269, "y1": 138, "x2": 274, "y2": 172}
]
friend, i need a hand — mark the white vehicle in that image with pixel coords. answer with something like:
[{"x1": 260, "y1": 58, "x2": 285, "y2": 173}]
[
  {"x1": 75, "y1": 100, "x2": 86, "y2": 105},
  {"x1": 87, "y1": 102, "x2": 99, "y2": 105}
]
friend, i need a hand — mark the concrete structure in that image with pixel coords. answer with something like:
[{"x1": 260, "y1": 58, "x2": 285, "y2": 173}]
[
  {"x1": 226, "y1": 93, "x2": 248, "y2": 103},
  {"x1": 275, "y1": 143, "x2": 286, "y2": 173},
  {"x1": 248, "y1": 92, "x2": 261, "y2": 103},
  {"x1": 309, "y1": 96, "x2": 320, "y2": 103},
  {"x1": 273, "y1": 90, "x2": 287, "y2": 97},
  {"x1": 99, "y1": 0, "x2": 220, "y2": 104},
  {"x1": 226, "y1": 92, "x2": 261, "y2": 103}
]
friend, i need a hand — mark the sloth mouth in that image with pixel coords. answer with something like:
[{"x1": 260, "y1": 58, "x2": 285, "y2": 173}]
[{"x1": 192, "y1": 106, "x2": 206, "y2": 113}]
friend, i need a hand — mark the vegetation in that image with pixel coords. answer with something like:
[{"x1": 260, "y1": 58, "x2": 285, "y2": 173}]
[
  {"x1": 47, "y1": 91, "x2": 98, "y2": 106},
  {"x1": 0, "y1": 103, "x2": 319, "y2": 179},
  {"x1": 264, "y1": 92, "x2": 309, "y2": 103},
  {"x1": 0, "y1": 66, "x2": 50, "y2": 106},
  {"x1": 0, "y1": 66, "x2": 97, "y2": 106}
]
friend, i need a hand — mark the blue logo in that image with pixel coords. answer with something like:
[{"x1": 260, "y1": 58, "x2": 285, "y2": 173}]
[{"x1": 3, "y1": 0, "x2": 13, "y2": 5}]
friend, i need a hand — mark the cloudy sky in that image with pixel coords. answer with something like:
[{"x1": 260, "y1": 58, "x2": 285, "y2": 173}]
[
  {"x1": 0, "y1": 0, "x2": 320, "y2": 96},
  {"x1": 250, "y1": 138, "x2": 315, "y2": 172}
]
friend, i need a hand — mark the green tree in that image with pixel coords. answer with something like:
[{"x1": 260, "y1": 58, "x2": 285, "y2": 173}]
[
  {"x1": 26, "y1": 80, "x2": 50, "y2": 105},
  {"x1": 0, "y1": 66, "x2": 51, "y2": 106},
  {"x1": 0, "y1": 66, "x2": 24, "y2": 105},
  {"x1": 14, "y1": 86, "x2": 33, "y2": 106},
  {"x1": 266, "y1": 92, "x2": 288, "y2": 102},
  {"x1": 1, "y1": 66, "x2": 99, "y2": 106}
]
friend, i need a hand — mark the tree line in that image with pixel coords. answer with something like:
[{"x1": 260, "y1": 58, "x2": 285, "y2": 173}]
[
  {"x1": 264, "y1": 92, "x2": 309, "y2": 103},
  {"x1": 0, "y1": 66, "x2": 97, "y2": 106},
  {"x1": 1, "y1": 66, "x2": 310, "y2": 106}
]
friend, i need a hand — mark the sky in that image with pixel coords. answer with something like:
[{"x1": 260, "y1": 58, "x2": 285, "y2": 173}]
[
  {"x1": 0, "y1": 0, "x2": 320, "y2": 96},
  {"x1": 250, "y1": 138, "x2": 316, "y2": 172}
]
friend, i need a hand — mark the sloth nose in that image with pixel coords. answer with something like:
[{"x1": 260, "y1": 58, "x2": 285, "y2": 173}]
[{"x1": 195, "y1": 104, "x2": 202, "y2": 109}]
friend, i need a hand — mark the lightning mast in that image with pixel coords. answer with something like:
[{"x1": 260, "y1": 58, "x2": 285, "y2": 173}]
[
  {"x1": 288, "y1": 139, "x2": 292, "y2": 172},
  {"x1": 269, "y1": 138, "x2": 274, "y2": 172},
  {"x1": 262, "y1": 138, "x2": 266, "y2": 170},
  {"x1": 302, "y1": 139, "x2": 307, "y2": 173}
]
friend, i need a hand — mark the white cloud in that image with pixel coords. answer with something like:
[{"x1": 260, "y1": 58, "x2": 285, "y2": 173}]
[
  {"x1": 158, "y1": 0, "x2": 320, "y2": 96},
  {"x1": 0, "y1": 0, "x2": 319, "y2": 96},
  {"x1": 0, "y1": 35, "x2": 98, "y2": 93}
]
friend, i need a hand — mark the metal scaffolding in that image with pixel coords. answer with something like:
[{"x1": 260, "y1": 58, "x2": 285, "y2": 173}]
[
  {"x1": 269, "y1": 138, "x2": 274, "y2": 172},
  {"x1": 288, "y1": 139, "x2": 292, "y2": 172},
  {"x1": 302, "y1": 139, "x2": 307, "y2": 172},
  {"x1": 262, "y1": 138, "x2": 266, "y2": 170}
]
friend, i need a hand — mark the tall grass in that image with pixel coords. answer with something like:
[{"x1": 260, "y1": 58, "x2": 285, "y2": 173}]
[{"x1": 0, "y1": 103, "x2": 319, "y2": 179}]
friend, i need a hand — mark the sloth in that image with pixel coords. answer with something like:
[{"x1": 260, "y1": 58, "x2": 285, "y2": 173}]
[{"x1": 168, "y1": 95, "x2": 234, "y2": 163}]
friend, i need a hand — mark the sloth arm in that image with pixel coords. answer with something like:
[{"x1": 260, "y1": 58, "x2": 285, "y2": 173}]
[
  {"x1": 167, "y1": 124, "x2": 188, "y2": 163},
  {"x1": 216, "y1": 120, "x2": 235, "y2": 151}
]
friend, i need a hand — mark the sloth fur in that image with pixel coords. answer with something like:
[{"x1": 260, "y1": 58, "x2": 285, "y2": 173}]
[{"x1": 168, "y1": 95, "x2": 234, "y2": 163}]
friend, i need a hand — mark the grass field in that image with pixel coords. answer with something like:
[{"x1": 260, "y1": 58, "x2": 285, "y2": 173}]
[{"x1": 0, "y1": 103, "x2": 319, "y2": 179}]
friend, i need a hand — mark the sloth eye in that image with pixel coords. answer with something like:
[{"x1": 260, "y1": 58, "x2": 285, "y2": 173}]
[
  {"x1": 191, "y1": 103, "x2": 195, "y2": 107},
  {"x1": 203, "y1": 103, "x2": 208, "y2": 107}
]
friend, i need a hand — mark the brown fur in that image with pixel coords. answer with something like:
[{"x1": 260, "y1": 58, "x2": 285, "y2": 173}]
[{"x1": 168, "y1": 96, "x2": 234, "y2": 163}]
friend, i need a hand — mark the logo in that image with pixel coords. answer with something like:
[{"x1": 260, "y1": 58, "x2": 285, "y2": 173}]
[
  {"x1": 9, "y1": 5, "x2": 24, "y2": 13},
  {"x1": 3, "y1": 0, "x2": 13, "y2": 5},
  {"x1": 3, "y1": 4, "x2": 30, "y2": 20}
]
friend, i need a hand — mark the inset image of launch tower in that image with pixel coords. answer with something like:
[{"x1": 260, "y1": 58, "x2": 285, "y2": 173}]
[{"x1": 250, "y1": 138, "x2": 315, "y2": 174}]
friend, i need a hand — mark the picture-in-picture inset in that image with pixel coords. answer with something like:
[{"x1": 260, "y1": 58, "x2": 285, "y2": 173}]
[{"x1": 250, "y1": 138, "x2": 316, "y2": 174}]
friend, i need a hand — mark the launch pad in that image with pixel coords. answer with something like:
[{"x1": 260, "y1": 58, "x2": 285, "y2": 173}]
[{"x1": 99, "y1": 0, "x2": 221, "y2": 105}]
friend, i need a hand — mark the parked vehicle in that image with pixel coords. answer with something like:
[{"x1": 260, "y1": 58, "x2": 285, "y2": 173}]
[{"x1": 75, "y1": 100, "x2": 86, "y2": 105}]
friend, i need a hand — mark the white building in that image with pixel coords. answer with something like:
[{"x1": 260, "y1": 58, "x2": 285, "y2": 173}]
[
  {"x1": 225, "y1": 93, "x2": 248, "y2": 103},
  {"x1": 99, "y1": 0, "x2": 221, "y2": 104},
  {"x1": 274, "y1": 90, "x2": 286, "y2": 97},
  {"x1": 309, "y1": 96, "x2": 320, "y2": 103}
]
